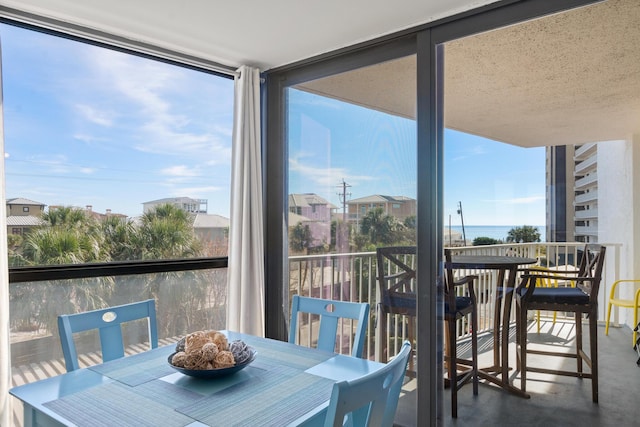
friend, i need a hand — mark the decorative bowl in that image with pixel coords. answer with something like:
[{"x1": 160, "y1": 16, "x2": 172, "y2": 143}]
[{"x1": 167, "y1": 348, "x2": 256, "y2": 379}]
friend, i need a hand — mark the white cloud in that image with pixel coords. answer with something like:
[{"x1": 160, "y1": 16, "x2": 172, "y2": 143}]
[
  {"x1": 451, "y1": 144, "x2": 487, "y2": 162},
  {"x1": 75, "y1": 104, "x2": 113, "y2": 126},
  {"x1": 289, "y1": 157, "x2": 375, "y2": 187},
  {"x1": 76, "y1": 49, "x2": 233, "y2": 160},
  {"x1": 160, "y1": 165, "x2": 200, "y2": 177}
]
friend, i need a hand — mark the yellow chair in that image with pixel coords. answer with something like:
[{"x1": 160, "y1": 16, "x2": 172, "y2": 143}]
[{"x1": 605, "y1": 279, "x2": 640, "y2": 346}]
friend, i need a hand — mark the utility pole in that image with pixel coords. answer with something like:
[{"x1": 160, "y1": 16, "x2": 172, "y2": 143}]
[
  {"x1": 337, "y1": 179, "x2": 351, "y2": 225},
  {"x1": 336, "y1": 179, "x2": 352, "y2": 299},
  {"x1": 457, "y1": 201, "x2": 467, "y2": 244},
  {"x1": 336, "y1": 179, "x2": 352, "y2": 253}
]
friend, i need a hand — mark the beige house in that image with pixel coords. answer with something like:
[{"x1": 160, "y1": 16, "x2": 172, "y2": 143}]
[
  {"x1": 6, "y1": 198, "x2": 45, "y2": 235},
  {"x1": 346, "y1": 195, "x2": 416, "y2": 225}
]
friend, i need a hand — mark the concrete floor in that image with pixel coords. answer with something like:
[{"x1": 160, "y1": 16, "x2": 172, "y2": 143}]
[{"x1": 394, "y1": 319, "x2": 640, "y2": 426}]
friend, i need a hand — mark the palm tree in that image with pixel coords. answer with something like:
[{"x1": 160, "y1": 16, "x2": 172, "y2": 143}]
[
  {"x1": 101, "y1": 216, "x2": 139, "y2": 261},
  {"x1": 133, "y1": 204, "x2": 205, "y2": 336},
  {"x1": 135, "y1": 204, "x2": 202, "y2": 259},
  {"x1": 506, "y1": 225, "x2": 541, "y2": 243},
  {"x1": 360, "y1": 208, "x2": 403, "y2": 245},
  {"x1": 19, "y1": 207, "x2": 112, "y2": 335}
]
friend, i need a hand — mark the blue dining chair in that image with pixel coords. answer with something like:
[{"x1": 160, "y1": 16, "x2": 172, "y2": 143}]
[
  {"x1": 289, "y1": 295, "x2": 370, "y2": 358},
  {"x1": 323, "y1": 341, "x2": 412, "y2": 427},
  {"x1": 58, "y1": 299, "x2": 159, "y2": 371}
]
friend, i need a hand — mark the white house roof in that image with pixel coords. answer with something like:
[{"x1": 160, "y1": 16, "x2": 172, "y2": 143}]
[
  {"x1": 193, "y1": 214, "x2": 229, "y2": 229},
  {"x1": 289, "y1": 194, "x2": 337, "y2": 209},
  {"x1": 7, "y1": 216, "x2": 45, "y2": 226},
  {"x1": 288, "y1": 212, "x2": 312, "y2": 226},
  {"x1": 143, "y1": 197, "x2": 203, "y2": 205},
  {"x1": 6, "y1": 198, "x2": 45, "y2": 206}
]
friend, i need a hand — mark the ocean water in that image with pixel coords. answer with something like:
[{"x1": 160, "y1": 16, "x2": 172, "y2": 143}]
[{"x1": 446, "y1": 225, "x2": 546, "y2": 243}]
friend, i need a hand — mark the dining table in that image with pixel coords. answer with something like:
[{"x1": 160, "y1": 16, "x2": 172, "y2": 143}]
[
  {"x1": 451, "y1": 254, "x2": 537, "y2": 398},
  {"x1": 10, "y1": 330, "x2": 385, "y2": 427}
]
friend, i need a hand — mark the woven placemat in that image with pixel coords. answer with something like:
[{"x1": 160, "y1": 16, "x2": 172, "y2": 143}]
[
  {"x1": 88, "y1": 345, "x2": 175, "y2": 386},
  {"x1": 177, "y1": 366, "x2": 334, "y2": 426},
  {"x1": 43, "y1": 381, "x2": 196, "y2": 427}
]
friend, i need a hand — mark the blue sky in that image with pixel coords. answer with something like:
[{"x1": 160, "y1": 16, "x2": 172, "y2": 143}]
[
  {"x1": 288, "y1": 89, "x2": 545, "y2": 226},
  {"x1": 1, "y1": 24, "x2": 234, "y2": 218},
  {"x1": 2, "y1": 23, "x2": 545, "y2": 226}
]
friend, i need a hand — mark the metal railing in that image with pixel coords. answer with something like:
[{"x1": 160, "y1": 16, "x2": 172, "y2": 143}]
[{"x1": 288, "y1": 242, "x2": 621, "y2": 361}]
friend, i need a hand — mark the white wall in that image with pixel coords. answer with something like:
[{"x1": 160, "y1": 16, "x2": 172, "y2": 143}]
[{"x1": 598, "y1": 137, "x2": 640, "y2": 330}]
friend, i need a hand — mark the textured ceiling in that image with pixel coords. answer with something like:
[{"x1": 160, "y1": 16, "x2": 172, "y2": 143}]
[{"x1": 299, "y1": 0, "x2": 640, "y2": 148}]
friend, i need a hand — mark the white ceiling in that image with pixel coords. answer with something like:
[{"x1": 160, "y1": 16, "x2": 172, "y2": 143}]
[{"x1": 1, "y1": 0, "x2": 498, "y2": 71}]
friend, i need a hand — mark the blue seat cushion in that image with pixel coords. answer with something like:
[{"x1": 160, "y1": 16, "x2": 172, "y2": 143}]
[
  {"x1": 445, "y1": 296, "x2": 473, "y2": 314},
  {"x1": 383, "y1": 293, "x2": 472, "y2": 315},
  {"x1": 383, "y1": 292, "x2": 416, "y2": 311},
  {"x1": 518, "y1": 286, "x2": 589, "y2": 304}
]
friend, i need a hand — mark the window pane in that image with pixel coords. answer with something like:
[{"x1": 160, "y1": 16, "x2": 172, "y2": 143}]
[
  {"x1": 286, "y1": 56, "x2": 417, "y2": 359},
  {"x1": 1, "y1": 24, "x2": 233, "y2": 265}
]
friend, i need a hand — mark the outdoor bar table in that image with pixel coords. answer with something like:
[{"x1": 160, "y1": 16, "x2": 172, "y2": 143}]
[
  {"x1": 10, "y1": 330, "x2": 384, "y2": 427},
  {"x1": 451, "y1": 254, "x2": 537, "y2": 398}
]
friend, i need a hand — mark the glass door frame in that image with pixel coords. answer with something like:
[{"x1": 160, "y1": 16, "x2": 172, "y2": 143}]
[{"x1": 264, "y1": 1, "x2": 601, "y2": 425}]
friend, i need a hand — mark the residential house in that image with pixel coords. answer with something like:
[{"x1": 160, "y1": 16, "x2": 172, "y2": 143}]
[
  {"x1": 6, "y1": 198, "x2": 45, "y2": 235},
  {"x1": 288, "y1": 194, "x2": 335, "y2": 250},
  {"x1": 346, "y1": 195, "x2": 416, "y2": 226},
  {"x1": 142, "y1": 197, "x2": 208, "y2": 214},
  {"x1": 193, "y1": 213, "x2": 230, "y2": 256}
]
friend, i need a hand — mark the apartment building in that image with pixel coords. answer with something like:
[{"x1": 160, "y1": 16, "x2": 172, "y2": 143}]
[{"x1": 546, "y1": 143, "x2": 598, "y2": 243}]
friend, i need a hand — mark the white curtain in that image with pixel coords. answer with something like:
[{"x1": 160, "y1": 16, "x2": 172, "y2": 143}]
[
  {"x1": 226, "y1": 65, "x2": 265, "y2": 336},
  {"x1": 0, "y1": 40, "x2": 12, "y2": 427}
]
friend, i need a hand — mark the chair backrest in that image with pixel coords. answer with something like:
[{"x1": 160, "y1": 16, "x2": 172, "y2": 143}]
[
  {"x1": 376, "y1": 246, "x2": 417, "y2": 315},
  {"x1": 443, "y1": 248, "x2": 477, "y2": 315},
  {"x1": 289, "y1": 295, "x2": 369, "y2": 358},
  {"x1": 443, "y1": 248, "x2": 456, "y2": 306},
  {"x1": 323, "y1": 341, "x2": 412, "y2": 427},
  {"x1": 58, "y1": 299, "x2": 158, "y2": 371},
  {"x1": 576, "y1": 244, "x2": 606, "y2": 299}
]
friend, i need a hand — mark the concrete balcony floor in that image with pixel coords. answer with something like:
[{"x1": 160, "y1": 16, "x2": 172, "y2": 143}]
[{"x1": 395, "y1": 319, "x2": 640, "y2": 426}]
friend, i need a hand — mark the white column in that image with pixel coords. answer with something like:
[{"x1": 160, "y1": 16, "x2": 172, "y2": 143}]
[{"x1": 598, "y1": 137, "x2": 640, "y2": 327}]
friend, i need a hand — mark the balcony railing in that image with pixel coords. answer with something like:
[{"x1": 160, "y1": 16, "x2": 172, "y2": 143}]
[
  {"x1": 9, "y1": 242, "x2": 621, "y2": 423},
  {"x1": 289, "y1": 242, "x2": 620, "y2": 361}
]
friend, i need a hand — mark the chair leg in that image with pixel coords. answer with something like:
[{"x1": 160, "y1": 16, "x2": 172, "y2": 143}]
[
  {"x1": 519, "y1": 305, "x2": 528, "y2": 393},
  {"x1": 605, "y1": 302, "x2": 612, "y2": 336},
  {"x1": 471, "y1": 308, "x2": 478, "y2": 396},
  {"x1": 633, "y1": 306, "x2": 639, "y2": 346},
  {"x1": 575, "y1": 313, "x2": 583, "y2": 374},
  {"x1": 448, "y1": 318, "x2": 458, "y2": 418},
  {"x1": 408, "y1": 318, "x2": 416, "y2": 374},
  {"x1": 589, "y1": 311, "x2": 598, "y2": 403},
  {"x1": 515, "y1": 304, "x2": 521, "y2": 371},
  {"x1": 378, "y1": 308, "x2": 388, "y2": 364}
]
